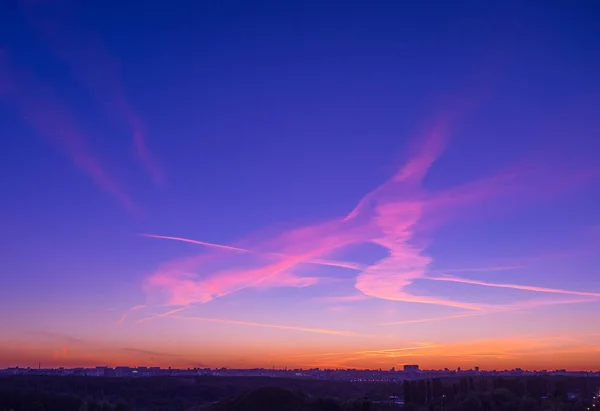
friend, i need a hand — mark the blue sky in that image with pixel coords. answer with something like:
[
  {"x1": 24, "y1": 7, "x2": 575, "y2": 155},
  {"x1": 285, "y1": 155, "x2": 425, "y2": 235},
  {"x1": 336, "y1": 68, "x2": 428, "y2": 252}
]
[{"x1": 1, "y1": 0, "x2": 599, "y2": 370}]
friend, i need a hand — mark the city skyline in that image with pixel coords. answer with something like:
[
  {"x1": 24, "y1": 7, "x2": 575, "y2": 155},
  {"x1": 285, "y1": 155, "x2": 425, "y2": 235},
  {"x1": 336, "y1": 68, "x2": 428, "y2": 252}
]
[
  {"x1": 1, "y1": 1, "x2": 600, "y2": 371},
  {"x1": 3, "y1": 364, "x2": 598, "y2": 374}
]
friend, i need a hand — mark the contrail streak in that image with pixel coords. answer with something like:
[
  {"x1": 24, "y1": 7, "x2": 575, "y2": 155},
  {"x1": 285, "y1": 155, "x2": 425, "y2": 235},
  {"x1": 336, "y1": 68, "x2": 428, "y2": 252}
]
[
  {"x1": 140, "y1": 234, "x2": 251, "y2": 253},
  {"x1": 381, "y1": 312, "x2": 482, "y2": 325},
  {"x1": 432, "y1": 265, "x2": 525, "y2": 273},
  {"x1": 170, "y1": 315, "x2": 359, "y2": 336},
  {"x1": 356, "y1": 344, "x2": 442, "y2": 355},
  {"x1": 289, "y1": 344, "x2": 439, "y2": 358},
  {"x1": 139, "y1": 233, "x2": 365, "y2": 271},
  {"x1": 428, "y1": 275, "x2": 600, "y2": 297},
  {"x1": 136, "y1": 307, "x2": 189, "y2": 323},
  {"x1": 116, "y1": 304, "x2": 147, "y2": 324}
]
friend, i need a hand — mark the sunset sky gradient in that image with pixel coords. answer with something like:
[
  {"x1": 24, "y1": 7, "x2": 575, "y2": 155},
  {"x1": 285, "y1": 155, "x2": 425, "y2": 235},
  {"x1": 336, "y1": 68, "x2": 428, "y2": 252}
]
[{"x1": 1, "y1": 0, "x2": 600, "y2": 371}]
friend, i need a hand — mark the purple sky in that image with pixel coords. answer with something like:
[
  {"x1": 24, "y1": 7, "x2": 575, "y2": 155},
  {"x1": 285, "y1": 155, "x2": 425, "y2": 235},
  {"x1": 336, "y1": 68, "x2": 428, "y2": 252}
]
[{"x1": 1, "y1": 0, "x2": 599, "y2": 370}]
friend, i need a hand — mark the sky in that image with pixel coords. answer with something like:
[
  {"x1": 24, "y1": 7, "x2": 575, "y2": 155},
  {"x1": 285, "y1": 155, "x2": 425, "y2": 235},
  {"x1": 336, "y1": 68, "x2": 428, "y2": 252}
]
[{"x1": 1, "y1": 0, "x2": 600, "y2": 371}]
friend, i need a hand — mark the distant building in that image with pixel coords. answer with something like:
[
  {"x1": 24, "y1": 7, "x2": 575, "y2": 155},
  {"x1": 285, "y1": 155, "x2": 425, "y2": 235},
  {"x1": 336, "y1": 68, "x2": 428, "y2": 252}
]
[
  {"x1": 403, "y1": 364, "x2": 419, "y2": 372},
  {"x1": 115, "y1": 367, "x2": 133, "y2": 377},
  {"x1": 95, "y1": 366, "x2": 109, "y2": 377}
]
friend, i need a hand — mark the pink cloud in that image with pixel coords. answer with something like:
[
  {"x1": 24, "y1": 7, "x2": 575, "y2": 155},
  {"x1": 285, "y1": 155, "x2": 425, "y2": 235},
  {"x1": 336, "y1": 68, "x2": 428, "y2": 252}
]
[
  {"x1": 140, "y1": 98, "x2": 599, "y2": 316},
  {"x1": 349, "y1": 117, "x2": 484, "y2": 310},
  {"x1": 148, "y1": 246, "x2": 339, "y2": 306},
  {"x1": 391, "y1": 113, "x2": 451, "y2": 184},
  {"x1": 142, "y1": 111, "x2": 483, "y2": 310},
  {"x1": 22, "y1": 0, "x2": 164, "y2": 185},
  {"x1": 253, "y1": 271, "x2": 320, "y2": 289},
  {"x1": 317, "y1": 294, "x2": 371, "y2": 303},
  {"x1": 0, "y1": 52, "x2": 138, "y2": 213}
]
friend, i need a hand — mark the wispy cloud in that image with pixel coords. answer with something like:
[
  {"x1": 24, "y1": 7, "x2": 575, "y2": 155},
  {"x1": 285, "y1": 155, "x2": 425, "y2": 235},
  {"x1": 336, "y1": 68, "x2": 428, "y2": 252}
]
[
  {"x1": 170, "y1": 315, "x2": 360, "y2": 336},
  {"x1": 317, "y1": 294, "x2": 372, "y2": 303},
  {"x1": 136, "y1": 307, "x2": 189, "y2": 323},
  {"x1": 252, "y1": 271, "x2": 320, "y2": 289},
  {"x1": 140, "y1": 94, "x2": 599, "y2": 318},
  {"x1": 0, "y1": 51, "x2": 138, "y2": 212},
  {"x1": 21, "y1": 0, "x2": 164, "y2": 185},
  {"x1": 142, "y1": 110, "x2": 469, "y2": 310},
  {"x1": 116, "y1": 304, "x2": 147, "y2": 324}
]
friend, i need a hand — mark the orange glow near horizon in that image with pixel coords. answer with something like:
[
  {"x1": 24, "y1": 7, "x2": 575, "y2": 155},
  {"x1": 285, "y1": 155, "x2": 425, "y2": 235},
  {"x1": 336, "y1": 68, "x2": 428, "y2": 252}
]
[
  {"x1": 3, "y1": 307, "x2": 600, "y2": 371},
  {"x1": 3, "y1": 335, "x2": 600, "y2": 371}
]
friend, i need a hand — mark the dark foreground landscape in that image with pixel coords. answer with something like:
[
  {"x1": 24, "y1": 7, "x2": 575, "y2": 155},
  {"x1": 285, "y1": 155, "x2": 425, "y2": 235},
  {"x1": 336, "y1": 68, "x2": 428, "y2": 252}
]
[{"x1": 1, "y1": 375, "x2": 598, "y2": 411}]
